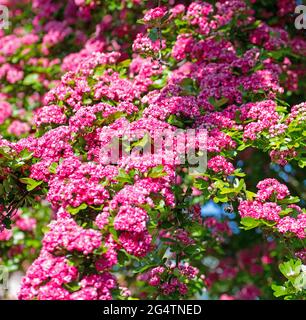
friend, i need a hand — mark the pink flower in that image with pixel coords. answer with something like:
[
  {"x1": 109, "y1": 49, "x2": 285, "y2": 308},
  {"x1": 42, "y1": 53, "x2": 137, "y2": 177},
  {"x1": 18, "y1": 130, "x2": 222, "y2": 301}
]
[
  {"x1": 220, "y1": 294, "x2": 235, "y2": 300},
  {"x1": 114, "y1": 205, "x2": 148, "y2": 233},
  {"x1": 143, "y1": 7, "x2": 167, "y2": 22},
  {"x1": 238, "y1": 200, "x2": 282, "y2": 221},
  {"x1": 133, "y1": 33, "x2": 166, "y2": 54},
  {"x1": 256, "y1": 178, "x2": 290, "y2": 201},
  {"x1": 7, "y1": 120, "x2": 31, "y2": 136},
  {"x1": 277, "y1": 214, "x2": 306, "y2": 239},
  {"x1": 0, "y1": 101, "x2": 12, "y2": 124},
  {"x1": 15, "y1": 217, "x2": 37, "y2": 232},
  {"x1": 208, "y1": 155, "x2": 235, "y2": 175},
  {"x1": 18, "y1": 250, "x2": 78, "y2": 300},
  {"x1": 34, "y1": 105, "x2": 67, "y2": 127},
  {"x1": 119, "y1": 231, "x2": 152, "y2": 257},
  {"x1": 236, "y1": 285, "x2": 261, "y2": 300},
  {"x1": 43, "y1": 216, "x2": 102, "y2": 255},
  {"x1": 0, "y1": 228, "x2": 13, "y2": 241}
]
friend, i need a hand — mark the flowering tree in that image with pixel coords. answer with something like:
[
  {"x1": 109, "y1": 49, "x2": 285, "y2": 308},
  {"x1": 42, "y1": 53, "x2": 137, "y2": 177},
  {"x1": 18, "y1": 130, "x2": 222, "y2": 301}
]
[{"x1": 0, "y1": 0, "x2": 305, "y2": 300}]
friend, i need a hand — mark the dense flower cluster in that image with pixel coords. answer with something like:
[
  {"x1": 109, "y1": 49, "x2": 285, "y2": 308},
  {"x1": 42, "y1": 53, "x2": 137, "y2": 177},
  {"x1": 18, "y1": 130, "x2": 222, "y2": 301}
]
[
  {"x1": 207, "y1": 156, "x2": 235, "y2": 175},
  {"x1": 239, "y1": 179, "x2": 305, "y2": 239},
  {"x1": 138, "y1": 263, "x2": 202, "y2": 297},
  {"x1": 143, "y1": 6, "x2": 167, "y2": 22},
  {"x1": 206, "y1": 243, "x2": 275, "y2": 300},
  {"x1": 43, "y1": 215, "x2": 102, "y2": 255}
]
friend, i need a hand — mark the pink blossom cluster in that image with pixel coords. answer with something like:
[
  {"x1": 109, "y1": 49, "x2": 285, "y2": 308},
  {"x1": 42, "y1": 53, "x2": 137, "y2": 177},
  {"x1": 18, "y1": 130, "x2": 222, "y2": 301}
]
[
  {"x1": 143, "y1": 6, "x2": 167, "y2": 22},
  {"x1": 277, "y1": 0, "x2": 296, "y2": 17},
  {"x1": 73, "y1": 273, "x2": 117, "y2": 300},
  {"x1": 18, "y1": 250, "x2": 78, "y2": 300},
  {"x1": 47, "y1": 160, "x2": 110, "y2": 208},
  {"x1": 15, "y1": 216, "x2": 37, "y2": 232},
  {"x1": 43, "y1": 215, "x2": 102, "y2": 255},
  {"x1": 221, "y1": 285, "x2": 261, "y2": 300},
  {"x1": 172, "y1": 34, "x2": 194, "y2": 61},
  {"x1": 42, "y1": 21, "x2": 73, "y2": 55},
  {"x1": 95, "y1": 235, "x2": 118, "y2": 271},
  {"x1": 250, "y1": 23, "x2": 289, "y2": 51},
  {"x1": 110, "y1": 178, "x2": 175, "y2": 209},
  {"x1": 159, "y1": 229, "x2": 195, "y2": 246},
  {"x1": 34, "y1": 105, "x2": 67, "y2": 127},
  {"x1": 119, "y1": 231, "x2": 152, "y2": 258},
  {"x1": 207, "y1": 156, "x2": 235, "y2": 175},
  {"x1": 139, "y1": 263, "x2": 200, "y2": 296},
  {"x1": 256, "y1": 178, "x2": 290, "y2": 201},
  {"x1": 18, "y1": 249, "x2": 117, "y2": 300},
  {"x1": 239, "y1": 200, "x2": 282, "y2": 221},
  {"x1": 277, "y1": 214, "x2": 306, "y2": 239},
  {"x1": 287, "y1": 102, "x2": 306, "y2": 124},
  {"x1": 0, "y1": 101, "x2": 12, "y2": 125},
  {"x1": 186, "y1": 1, "x2": 214, "y2": 35},
  {"x1": 0, "y1": 210, "x2": 37, "y2": 241},
  {"x1": 240, "y1": 100, "x2": 281, "y2": 140},
  {"x1": 0, "y1": 228, "x2": 13, "y2": 241},
  {"x1": 238, "y1": 179, "x2": 305, "y2": 238},
  {"x1": 7, "y1": 120, "x2": 31, "y2": 136},
  {"x1": 114, "y1": 205, "x2": 148, "y2": 233},
  {"x1": 203, "y1": 217, "x2": 233, "y2": 240},
  {"x1": 207, "y1": 243, "x2": 275, "y2": 298},
  {"x1": 133, "y1": 33, "x2": 166, "y2": 54}
]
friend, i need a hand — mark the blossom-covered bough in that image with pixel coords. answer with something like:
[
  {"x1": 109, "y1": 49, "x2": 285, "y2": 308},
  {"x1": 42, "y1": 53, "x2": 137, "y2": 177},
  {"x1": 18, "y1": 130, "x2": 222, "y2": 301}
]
[{"x1": 0, "y1": 0, "x2": 305, "y2": 300}]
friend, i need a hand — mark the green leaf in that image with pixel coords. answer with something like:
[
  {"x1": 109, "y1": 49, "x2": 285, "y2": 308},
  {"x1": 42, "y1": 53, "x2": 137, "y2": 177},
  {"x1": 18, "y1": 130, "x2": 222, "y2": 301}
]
[
  {"x1": 261, "y1": 219, "x2": 277, "y2": 227},
  {"x1": 298, "y1": 159, "x2": 306, "y2": 168},
  {"x1": 133, "y1": 264, "x2": 158, "y2": 274},
  {"x1": 94, "y1": 65, "x2": 106, "y2": 77},
  {"x1": 235, "y1": 179, "x2": 245, "y2": 193},
  {"x1": 272, "y1": 284, "x2": 288, "y2": 297},
  {"x1": 240, "y1": 217, "x2": 260, "y2": 230},
  {"x1": 167, "y1": 114, "x2": 185, "y2": 128},
  {"x1": 237, "y1": 143, "x2": 251, "y2": 151},
  {"x1": 279, "y1": 259, "x2": 301, "y2": 278},
  {"x1": 277, "y1": 196, "x2": 300, "y2": 205},
  {"x1": 18, "y1": 149, "x2": 33, "y2": 161},
  {"x1": 214, "y1": 192, "x2": 229, "y2": 203},
  {"x1": 208, "y1": 97, "x2": 229, "y2": 109},
  {"x1": 23, "y1": 73, "x2": 39, "y2": 85},
  {"x1": 180, "y1": 78, "x2": 199, "y2": 96},
  {"x1": 48, "y1": 162, "x2": 58, "y2": 174},
  {"x1": 116, "y1": 169, "x2": 133, "y2": 184},
  {"x1": 234, "y1": 170, "x2": 246, "y2": 177},
  {"x1": 132, "y1": 134, "x2": 150, "y2": 150},
  {"x1": 19, "y1": 178, "x2": 43, "y2": 191},
  {"x1": 108, "y1": 226, "x2": 119, "y2": 242},
  {"x1": 41, "y1": 226, "x2": 50, "y2": 234},
  {"x1": 293, "y1": 273, "x2": 306, "y2": 291},
  {"x1": 118, "y1": 59, "x2": 131, "y2": 69},
  {"x1": 63, "y1": 281, "x2": 81, "y2": 293},
  {"x1": 117, "y1": 250, "x2": 127, "y2": 266},
  {"x1": 245, "y1": 190, "x2": 256, "y2": 200},
  {"x1": 67, "y1": 203, "x2": 88, "y2": 215},
  {"x1": 148, "y1": 165, "x2": 167, "y2": 178},
  {"x1": 220, "y1": 187, "x2": 236, "y2": 194}
]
